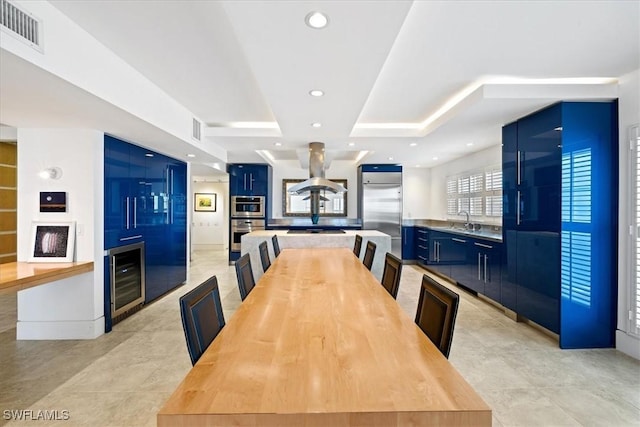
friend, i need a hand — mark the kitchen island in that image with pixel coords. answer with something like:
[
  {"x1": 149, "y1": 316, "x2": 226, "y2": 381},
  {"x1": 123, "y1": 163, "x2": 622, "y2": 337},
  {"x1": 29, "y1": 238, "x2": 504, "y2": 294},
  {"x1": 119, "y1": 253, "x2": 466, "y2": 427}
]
[
  {"x1": 241, "y1": 230, "x2": 391, "y2": 282},
  {"x1": 267, "y1": 217, "x2": 363, "y2": 230}
]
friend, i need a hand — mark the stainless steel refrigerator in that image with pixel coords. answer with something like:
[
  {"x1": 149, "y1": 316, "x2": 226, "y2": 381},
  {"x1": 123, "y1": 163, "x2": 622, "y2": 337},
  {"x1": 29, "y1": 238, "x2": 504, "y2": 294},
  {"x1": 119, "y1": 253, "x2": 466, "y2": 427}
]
[{"x1": 359, "y1": 171, "x2": 402, "y2": 257}]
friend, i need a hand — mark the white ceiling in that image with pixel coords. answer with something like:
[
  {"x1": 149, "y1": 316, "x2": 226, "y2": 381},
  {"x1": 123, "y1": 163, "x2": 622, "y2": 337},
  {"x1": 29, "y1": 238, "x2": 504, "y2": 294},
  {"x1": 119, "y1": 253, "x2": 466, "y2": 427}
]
[{"x1": 2, "y1": 0, "x2": 639, "y2": 175}]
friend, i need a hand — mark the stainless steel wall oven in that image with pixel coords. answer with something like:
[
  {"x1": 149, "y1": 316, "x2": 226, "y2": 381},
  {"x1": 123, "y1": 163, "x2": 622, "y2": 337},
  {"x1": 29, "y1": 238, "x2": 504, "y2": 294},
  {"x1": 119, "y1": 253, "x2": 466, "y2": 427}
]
[
  {"x1": 231, "y1": 196, "x2": 265, "y2": 218},
  {"x1": 231, "y1": 219, "x2": 265, "y2": 252},
  {"x1": 108, "y1": 242, "x2": 145, "y2": 320}
]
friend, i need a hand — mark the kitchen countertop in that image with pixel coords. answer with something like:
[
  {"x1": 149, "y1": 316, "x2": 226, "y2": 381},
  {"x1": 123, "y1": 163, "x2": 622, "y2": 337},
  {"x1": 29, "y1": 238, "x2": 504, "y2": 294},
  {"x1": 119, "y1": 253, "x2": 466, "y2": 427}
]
[
  {"x1": 404, "y1": 219, "x2": 502, "y2": 242},
  {"x1": 0, "y1": 261, "x2": 94, "y2": 295},
  {"x1": 267, "y1": 218, "x2": 363, "y2": 229}
]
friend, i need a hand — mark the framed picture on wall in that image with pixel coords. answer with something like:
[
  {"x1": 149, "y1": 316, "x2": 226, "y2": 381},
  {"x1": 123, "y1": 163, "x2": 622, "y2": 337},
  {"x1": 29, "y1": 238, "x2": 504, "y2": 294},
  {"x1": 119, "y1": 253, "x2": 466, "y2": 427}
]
[
  {"x1": 28, "y1": 221, "x2": 76, "y2": 262},
  {"x1": 194, "y1": 193, "x2": 217, "y2": 212}
]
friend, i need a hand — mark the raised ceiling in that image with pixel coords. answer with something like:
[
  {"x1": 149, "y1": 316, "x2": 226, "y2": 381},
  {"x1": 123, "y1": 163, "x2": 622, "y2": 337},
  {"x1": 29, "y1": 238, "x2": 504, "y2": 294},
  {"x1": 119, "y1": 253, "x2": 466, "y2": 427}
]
[{"x1": 2, "y1": 1, "x2": 639, "y2": 173}]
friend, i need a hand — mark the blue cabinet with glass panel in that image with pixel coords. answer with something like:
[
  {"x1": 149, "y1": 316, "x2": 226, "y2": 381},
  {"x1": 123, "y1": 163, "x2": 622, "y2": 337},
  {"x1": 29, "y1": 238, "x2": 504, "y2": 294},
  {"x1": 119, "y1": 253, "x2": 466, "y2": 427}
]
[{"x1": 502, "y1": 101, "x2": 618, "y2": 348}]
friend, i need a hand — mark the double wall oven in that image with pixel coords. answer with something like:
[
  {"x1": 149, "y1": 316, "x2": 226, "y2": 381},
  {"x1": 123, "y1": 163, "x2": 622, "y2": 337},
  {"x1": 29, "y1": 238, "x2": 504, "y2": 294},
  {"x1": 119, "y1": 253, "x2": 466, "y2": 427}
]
[{"x1": 230, "y1": 196, "x2": 266, "y2": 253}]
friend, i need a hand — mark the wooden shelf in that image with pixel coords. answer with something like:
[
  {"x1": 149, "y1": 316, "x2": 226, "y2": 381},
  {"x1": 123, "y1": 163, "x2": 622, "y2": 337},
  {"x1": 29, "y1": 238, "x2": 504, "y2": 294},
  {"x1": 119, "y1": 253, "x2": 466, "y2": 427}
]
[{"x1": 0, "y1": 261, "x2": 94, "y2": 295}]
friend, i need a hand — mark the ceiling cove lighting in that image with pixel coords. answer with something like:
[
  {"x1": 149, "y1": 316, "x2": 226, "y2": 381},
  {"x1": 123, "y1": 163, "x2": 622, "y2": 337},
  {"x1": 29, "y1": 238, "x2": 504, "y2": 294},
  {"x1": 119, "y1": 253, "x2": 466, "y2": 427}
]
[
  {"x1": 187, "y1": 154, "x2": 196, "y2": 158},
  {"x1": 305, "y1": 12, "x2": 328, "y2": 29},
  {"x1": 311, "y1": 122, "x2": 322, "y2": 128},
  {"x1": 309, "y1": 89, "x2": 324, "y2": 97}
]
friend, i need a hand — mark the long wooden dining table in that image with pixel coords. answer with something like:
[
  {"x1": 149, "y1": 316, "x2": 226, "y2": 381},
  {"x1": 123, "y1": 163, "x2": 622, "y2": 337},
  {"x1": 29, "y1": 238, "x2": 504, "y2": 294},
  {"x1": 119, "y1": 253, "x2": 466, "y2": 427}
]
[{"x1": 157, "y1": 248, "x2": 491, "y2": 426}]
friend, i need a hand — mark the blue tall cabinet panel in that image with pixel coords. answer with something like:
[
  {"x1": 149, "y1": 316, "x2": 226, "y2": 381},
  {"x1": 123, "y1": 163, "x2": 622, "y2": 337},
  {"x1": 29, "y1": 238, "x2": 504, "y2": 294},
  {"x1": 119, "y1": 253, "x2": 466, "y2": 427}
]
[
  {"x1": 401, "y1": 226, "x2": 415, "y2": 260},
  {"x1": 104, "y1": 136, "x2": 188, "y2": 308},
  {"x1": 502, "y1": 101, "x2": 618, "y2": 348}
]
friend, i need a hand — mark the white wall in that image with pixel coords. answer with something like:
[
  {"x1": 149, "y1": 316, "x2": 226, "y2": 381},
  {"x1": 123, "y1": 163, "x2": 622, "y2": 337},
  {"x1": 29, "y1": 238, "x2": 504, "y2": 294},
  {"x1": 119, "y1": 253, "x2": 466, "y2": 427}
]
[
  {"x1": 16, "y1": 128, "x2": 105, "y2": 339},
  {"x1": 191, "y1": 180, "x2": 229, "y2": 249},
  {"x1": 270, "y1": 160, "x2": 358, "y2": 218},
  {"x1": 616, "y1": 69, "x2": 640, "y2": 359},
  {"x1": 402, "y1": 167, "x2": 431, "y2": 220},
  {"x1": 427, "y1": 144, "x2": 502, "y2": 224}
]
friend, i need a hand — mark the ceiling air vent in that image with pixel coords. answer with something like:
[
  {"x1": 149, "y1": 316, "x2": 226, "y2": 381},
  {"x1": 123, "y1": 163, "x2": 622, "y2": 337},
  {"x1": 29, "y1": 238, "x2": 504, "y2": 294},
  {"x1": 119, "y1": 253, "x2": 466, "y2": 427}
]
[
  {"x1": 192, "y1": 118, "x2": 202, "y2": 141},
  {"x1": 0, "y1": 0, "x2": 42, "y2": 51}
]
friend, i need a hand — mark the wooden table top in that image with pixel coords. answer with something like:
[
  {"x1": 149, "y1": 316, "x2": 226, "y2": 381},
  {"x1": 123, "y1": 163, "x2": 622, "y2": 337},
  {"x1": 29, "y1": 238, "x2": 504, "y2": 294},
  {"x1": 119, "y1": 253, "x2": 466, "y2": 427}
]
[
  {"x1": 0, "y1": 261, "x2": 94, "y2": 295},
  {"x1": 157, "y1": 248, "x2": 491, "y2": 427}
]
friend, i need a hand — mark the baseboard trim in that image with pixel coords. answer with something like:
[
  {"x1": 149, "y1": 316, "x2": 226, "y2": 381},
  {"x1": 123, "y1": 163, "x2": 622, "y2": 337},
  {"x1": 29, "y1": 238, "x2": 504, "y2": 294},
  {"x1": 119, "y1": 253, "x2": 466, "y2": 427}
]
[
  {"x1": 16, "y1": 317, "x2": 105, "y2": 340},
  {"x1": 616, "y1": 330, "x2": 640, "y2": 360}
]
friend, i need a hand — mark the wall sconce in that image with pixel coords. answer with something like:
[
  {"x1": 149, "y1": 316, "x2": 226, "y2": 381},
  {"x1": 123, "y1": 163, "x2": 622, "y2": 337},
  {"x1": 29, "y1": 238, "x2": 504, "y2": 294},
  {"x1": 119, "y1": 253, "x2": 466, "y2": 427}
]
[{"x1": 38, "y1": 167, "x2": 63, "y2": 180}]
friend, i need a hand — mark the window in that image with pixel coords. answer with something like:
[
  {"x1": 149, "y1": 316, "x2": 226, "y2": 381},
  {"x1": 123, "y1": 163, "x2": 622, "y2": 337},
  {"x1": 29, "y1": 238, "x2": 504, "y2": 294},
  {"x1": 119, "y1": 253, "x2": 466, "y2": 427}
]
[
  {"x1": 561, "y1": 148, "x2": 592, "y2": 308},
  {"x1": 632, "y1": 125, "x2": 640, "y2": 335},
  {"x1": 446, "y1": 166, "x2": 502, "y2": 219}
]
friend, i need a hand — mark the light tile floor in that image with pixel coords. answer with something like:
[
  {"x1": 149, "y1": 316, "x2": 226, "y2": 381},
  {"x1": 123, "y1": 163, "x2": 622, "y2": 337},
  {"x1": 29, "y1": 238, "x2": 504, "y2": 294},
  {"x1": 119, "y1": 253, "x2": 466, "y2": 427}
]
[{"x1": 1, "y1": 249, "x2": 639, "y2": 426}]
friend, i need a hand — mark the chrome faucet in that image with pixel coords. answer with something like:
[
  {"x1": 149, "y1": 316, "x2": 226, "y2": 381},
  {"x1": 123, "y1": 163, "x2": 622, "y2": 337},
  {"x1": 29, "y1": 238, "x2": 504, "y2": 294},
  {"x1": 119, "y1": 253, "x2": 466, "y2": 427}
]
[{"x1": 457, "y1": 210, "x2": 470, "y2": 229}]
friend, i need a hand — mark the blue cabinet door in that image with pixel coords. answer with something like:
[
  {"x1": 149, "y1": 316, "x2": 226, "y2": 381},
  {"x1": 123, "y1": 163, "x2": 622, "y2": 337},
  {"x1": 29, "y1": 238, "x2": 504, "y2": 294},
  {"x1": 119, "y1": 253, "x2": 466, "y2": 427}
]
[
  {"x1": 470, "y1": 240, "x2": 501, "y2": 302},
  {"x1": 167, "y1": 161, "x2": 187, "y2": 290},
  {"x1": 448, "y1": 236, "x2": 472, "y2": 289},
  {"x1": 501, "y1": 123, "x2": 518, "y2": 311},
  {"x1": 401, "y1": 226, "x2": 415, "y2": 260}
]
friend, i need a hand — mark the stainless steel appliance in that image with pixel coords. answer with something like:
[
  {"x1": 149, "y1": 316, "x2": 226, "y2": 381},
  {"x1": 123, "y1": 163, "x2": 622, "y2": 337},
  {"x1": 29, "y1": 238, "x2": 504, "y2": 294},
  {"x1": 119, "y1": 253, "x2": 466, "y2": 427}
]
[
  {"x1": 360, "y1": 171, "x2": 402, "y2": 256},
  {"x1": 108, "y1": 242, "x2": 145, "y2": 321},
  {"x1": 231, "y1": 196, "x2": 265, "y2": 218},
  {"x1": 231, "y1": 219, "x2": 265, "y2": 251}
]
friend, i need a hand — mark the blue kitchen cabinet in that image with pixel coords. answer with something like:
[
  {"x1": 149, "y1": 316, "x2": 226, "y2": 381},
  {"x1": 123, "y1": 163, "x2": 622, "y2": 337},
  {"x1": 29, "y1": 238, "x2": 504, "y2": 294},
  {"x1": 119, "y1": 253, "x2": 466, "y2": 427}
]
[
  {"x1": 415, "y1": 227, "x2": 429, "y2": 266},
  {"x1": 401, "y1": 226, "x2": 415, "y2": 260},
  {"x1": 502, "y1": 101, "x2": 618, "y2": 348},
  {"x1": 105, "y1": 136, "x2": 187, "y2": 305},
  {"x1": 467, "y1": 239, "x2": 502, "y2": 301},
  {"x1": 448, "y1": 235, "x2": 471, "y2": 289},
  {"x1": 228, "y1": 164, "x2": 271, "y2": 197}
]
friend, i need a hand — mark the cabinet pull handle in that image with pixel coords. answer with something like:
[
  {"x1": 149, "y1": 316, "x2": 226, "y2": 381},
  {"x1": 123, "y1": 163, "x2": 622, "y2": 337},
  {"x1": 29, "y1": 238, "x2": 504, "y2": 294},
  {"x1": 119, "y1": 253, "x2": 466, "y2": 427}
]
[
  {"x1": 437, "y1": 242, "x2": 440, "y2": 262},
  {"x1": 474, "y1": 242, "x2": 493, "y2": 249},
  {"x1": 133, "y1": 197, "x2": 137, "y2": 228},
  {"x1": 484, "y1": 254, "x2": 488, "y2": 282},
  {"x1": 517, "y1": 150, "x2": 521, "y2": 185},
  {"x1": 244, "y1": 173, "x2": 247, "y2": 190},
  {"x1": 120, "y1": 235, "x2": 143, "y2": 241},
  {"x1": 478, "y1": 252, "x2": 482, "y2": 280},
  {"x1": 126, "y1": 197, "x2": 130, "y2": 230},
  {"x1": 452, "y1": 238, "x2": 466, "y2": 243},
  {"x1": 516, "y1": 191, "x2": 521, "y2": 225},
  {"x1": 250, "y1": 173, "x2": 254, "y2": 191}
]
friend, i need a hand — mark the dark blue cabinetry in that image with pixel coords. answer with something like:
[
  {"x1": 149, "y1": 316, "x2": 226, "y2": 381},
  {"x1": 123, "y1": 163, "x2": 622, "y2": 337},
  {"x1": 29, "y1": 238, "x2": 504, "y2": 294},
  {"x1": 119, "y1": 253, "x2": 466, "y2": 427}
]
[
  {"x1": 228, "y1": 164, "x2": 271, "y2": 197},
  {"x1": 415, "y1": 227, "x2": 429, "y2": 266},
  {"x1": 468, "y1": 239, "x2": 501, "y2": 301},
  {"x1": 502, "y1": 101, "x2": 618, "y2": 348},
  {"x1": 401, "y1": 226, "x2": 415, "y2": 260},
  {"x1": 104, "y1": 136, "x2": 187, "y2": 306}
]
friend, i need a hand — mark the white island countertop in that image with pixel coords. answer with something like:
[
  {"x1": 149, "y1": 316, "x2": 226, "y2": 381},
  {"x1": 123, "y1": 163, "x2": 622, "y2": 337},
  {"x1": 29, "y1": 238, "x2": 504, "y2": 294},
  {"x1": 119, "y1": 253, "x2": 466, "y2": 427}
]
[{"x1": 241, "y1": 230, "x2": 391, "y2": 282}]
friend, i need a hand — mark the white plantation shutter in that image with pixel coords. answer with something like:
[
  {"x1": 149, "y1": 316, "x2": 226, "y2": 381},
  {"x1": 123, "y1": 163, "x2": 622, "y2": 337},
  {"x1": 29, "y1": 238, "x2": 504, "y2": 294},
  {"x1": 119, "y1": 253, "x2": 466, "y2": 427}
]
[
  {"x1": 633, "y1": 126, "x2": 640, "y2": 335},
  {"x1": 446, "y1": 178, "x2": 458, "y2": 215}
]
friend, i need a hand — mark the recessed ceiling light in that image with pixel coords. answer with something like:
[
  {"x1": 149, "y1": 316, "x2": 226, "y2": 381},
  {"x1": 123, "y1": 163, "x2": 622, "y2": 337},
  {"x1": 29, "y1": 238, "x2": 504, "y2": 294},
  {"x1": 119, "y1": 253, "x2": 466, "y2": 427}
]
[
  {"x1": 432, "y1": 156, "x2": 439, "y2": 160},
  {"x1": 388, "y1": 157, "x2": 394, "y2": 160},
  {"x1": 311, "y1": 122, "x2": 322, "y2": 128},
  {"x1": 274, "y1": 142, "x2": 282, "y2": 146},
  {"x1": 187, "y1": 154, "x2": 196, "y2": 158},
  {"x1": 410, "y1": 143, "x2": 417, "y2": 147},
  {"x1": 466, "y1": 142, "x2": 474, "y2": 146},
  {"x1": 305, "y1": 11, "x2": 328, "y2": 29},
  {"x1": 309, "y1": 89, "x2": 324, "y2": 97},
  {"x1": 416, "y1": 165, "x2": 421, "y2": 168},
  {"x1": 348, "y1": 142, "x2": 355, "y2": 146}
]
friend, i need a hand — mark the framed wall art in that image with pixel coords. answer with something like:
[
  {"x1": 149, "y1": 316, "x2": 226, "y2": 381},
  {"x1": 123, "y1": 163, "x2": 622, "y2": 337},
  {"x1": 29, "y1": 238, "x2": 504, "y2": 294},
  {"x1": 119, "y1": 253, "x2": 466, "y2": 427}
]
[
  {"x1": 194, "y1": 193, "x2": 217, "y2": 212},
  {"x1": 28, "y1": 221, "x2": 76, "y2": 262}
]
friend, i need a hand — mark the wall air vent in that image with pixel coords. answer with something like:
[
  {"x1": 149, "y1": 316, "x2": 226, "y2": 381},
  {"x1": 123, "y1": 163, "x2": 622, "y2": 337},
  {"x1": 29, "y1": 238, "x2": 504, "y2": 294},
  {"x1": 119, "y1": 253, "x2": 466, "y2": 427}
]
[
  {"x1": 192, "y1": 118, "x2": 202, "y2": 141},
  {"x1": 0, "y1": 0, "x2": 42, "y2": 51}
]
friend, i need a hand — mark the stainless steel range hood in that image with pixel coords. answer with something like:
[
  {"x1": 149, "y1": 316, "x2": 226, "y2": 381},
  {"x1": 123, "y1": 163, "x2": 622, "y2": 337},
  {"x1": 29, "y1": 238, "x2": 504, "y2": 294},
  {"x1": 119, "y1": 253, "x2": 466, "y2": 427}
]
[
  {"x1": 287, "y1": 142, "x2": 346, "y2": 224},
  {"x1": 287, "y1": 142, "x2": 347, "y2": 195}
]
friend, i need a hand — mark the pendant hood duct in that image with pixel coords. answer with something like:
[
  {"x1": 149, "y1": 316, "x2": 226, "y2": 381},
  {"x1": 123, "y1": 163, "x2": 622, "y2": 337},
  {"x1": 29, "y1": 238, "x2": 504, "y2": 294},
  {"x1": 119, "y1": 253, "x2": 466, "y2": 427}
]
[
  {"x1": 288, "y1": 142, "x2": 346, "y2": 224},
  {"x1": 287, "y1": 142, "x2": 347, "y2": 195}
]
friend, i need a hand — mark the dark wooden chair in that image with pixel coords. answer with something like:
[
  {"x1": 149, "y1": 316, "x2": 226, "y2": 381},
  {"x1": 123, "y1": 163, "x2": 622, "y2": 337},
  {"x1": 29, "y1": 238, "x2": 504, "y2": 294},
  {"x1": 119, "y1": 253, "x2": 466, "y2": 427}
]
[
  {"x1": 179, "y1": 276, "x2": 225, "y2": 366},
  {"x1": 381, "y1": 252, "x2": 403, "y2": 299},
  {"x1": 353, "y1": 234, "x2": 363, "y2": 258},
  {"x1": 415, "y1": 274, "x2": 460, "y2": 359},
  {"x1": 259, "y1": 241, "x2": 271, "y2": 272},
  {"x1": 272, "y1": 235, "x2": 281, "y2": 257},
  {"x1": 362, "y1": 240, "x2": 376, "y2": 271},
  {"x1": 235, "y1": 253, "x2": 256, "y2": 301}
]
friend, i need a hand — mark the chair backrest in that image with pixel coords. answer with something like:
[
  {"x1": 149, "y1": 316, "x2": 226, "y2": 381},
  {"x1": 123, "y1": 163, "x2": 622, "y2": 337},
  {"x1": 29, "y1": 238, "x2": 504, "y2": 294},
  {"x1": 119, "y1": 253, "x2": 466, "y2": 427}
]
[
  {"x1": 179, "y1": 276, "x2": 226, "y2": 366},
  {"x1": 362, "y1": 240, "x2": 376, "y2": 271},
  {"x1": 235, "y1": 253, "x2": 256, "y2": 301},
  {"x1": 272, "y1": 235, "x2": 281, "y2": 257},
  {"x1": 353, "y1": 234, "x2": 363, "y2": 258},
  {"x1": 381, "y1": 252, "x2": 403, "y2": 299},
  {"x1": 259, "y1": 241, "x2": 271, "y2": 272},
  {"x1": 414, "y1": 274, "x2": 460, "y2": 358}
]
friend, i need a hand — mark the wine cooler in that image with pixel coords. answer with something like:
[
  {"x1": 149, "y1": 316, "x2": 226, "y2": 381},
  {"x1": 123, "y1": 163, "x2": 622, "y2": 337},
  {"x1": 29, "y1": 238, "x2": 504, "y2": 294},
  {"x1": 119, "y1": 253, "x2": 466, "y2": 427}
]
[{"x1": 108, "y1": 242, "x2": 145, "y2": 321}]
